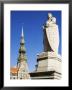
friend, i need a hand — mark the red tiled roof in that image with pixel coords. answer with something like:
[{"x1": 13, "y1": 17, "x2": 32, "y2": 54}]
[{"x1": 10, "y1": 67, "x2": 18, "y2": 74}]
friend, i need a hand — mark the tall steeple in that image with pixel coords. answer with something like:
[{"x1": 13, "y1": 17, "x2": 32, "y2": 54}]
[
  {"x1": 17, "y1": 26, "x2": 30, "y2": 79},
  {"x1": 18, "y1": 26, "x2": 27, "y2": 63}
]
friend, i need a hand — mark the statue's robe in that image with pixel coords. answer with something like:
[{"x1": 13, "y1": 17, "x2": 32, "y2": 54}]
[{"x1": 43, "y1": 23, "x2": 59, "y2": 53}]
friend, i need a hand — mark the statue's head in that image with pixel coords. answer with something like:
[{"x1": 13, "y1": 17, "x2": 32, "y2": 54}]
[
  {"x1": 52, "y1": 17, "x2": 56, "y2": 23},
  {"x1": 48, "y1": 13, "x2": 52, "y2": 19}
]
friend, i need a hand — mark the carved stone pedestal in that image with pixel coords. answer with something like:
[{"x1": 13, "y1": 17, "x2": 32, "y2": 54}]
[{"x1": 30, "y1": 52, "x2": 61, "y2": 79}]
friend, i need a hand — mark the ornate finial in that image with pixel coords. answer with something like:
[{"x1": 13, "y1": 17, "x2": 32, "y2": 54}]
[{"x1": 21, "y1": 26, "x2": 24, "y2": 37}]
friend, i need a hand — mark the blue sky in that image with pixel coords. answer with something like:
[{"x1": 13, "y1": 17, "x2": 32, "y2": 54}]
[{"x1": 11, "y1": 11, "x2": 61, "y2": 72}]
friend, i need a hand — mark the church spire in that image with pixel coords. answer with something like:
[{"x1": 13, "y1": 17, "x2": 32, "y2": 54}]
[
  {"x1": 17, "y1": 26, "x2": 30, "y2": 79},
  {"x1": 17, "y1": 26, "x2": 27, "y2": 64}
]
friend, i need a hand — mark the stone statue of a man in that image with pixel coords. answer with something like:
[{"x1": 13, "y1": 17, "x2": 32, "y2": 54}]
[{"x1": 43, "y1": 13, "x2": 59, "y2": 53}]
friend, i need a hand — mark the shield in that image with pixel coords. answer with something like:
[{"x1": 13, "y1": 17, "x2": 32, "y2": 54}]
[{"x1": 46, "y1": 25, "x2": 59, "y2": 53}]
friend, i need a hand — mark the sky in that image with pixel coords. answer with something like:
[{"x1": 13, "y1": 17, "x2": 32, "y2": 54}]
[{"x1": 11, "y1": 11, "x2": 61, "y2": 72}]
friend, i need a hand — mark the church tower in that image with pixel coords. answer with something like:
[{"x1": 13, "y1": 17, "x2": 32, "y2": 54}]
[{"x1": 17, "y1": 27, "x2": 30, "y2": 79}]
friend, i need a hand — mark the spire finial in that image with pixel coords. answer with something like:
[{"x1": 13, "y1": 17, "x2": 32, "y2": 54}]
[{"x1": 21, "y1": 26, "x2": 24, "y2": 37}]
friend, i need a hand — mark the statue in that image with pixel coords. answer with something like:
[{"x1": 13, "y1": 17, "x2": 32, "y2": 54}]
[
  {"x1": 35, "y1": 13, "x2": 61, "y2": 79},
  {"x1": 43, "y1": 13, "x2": 59, "y2": 53}
]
